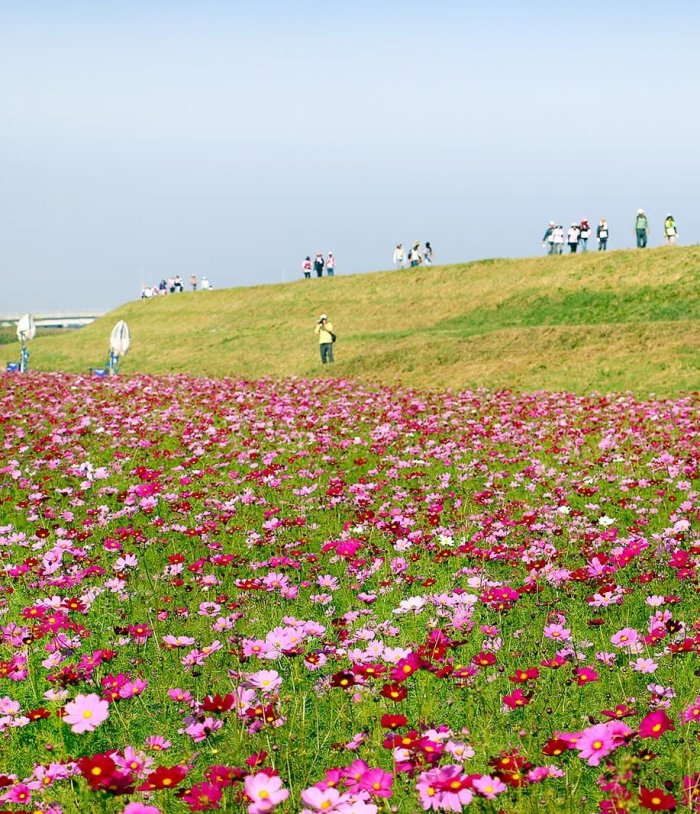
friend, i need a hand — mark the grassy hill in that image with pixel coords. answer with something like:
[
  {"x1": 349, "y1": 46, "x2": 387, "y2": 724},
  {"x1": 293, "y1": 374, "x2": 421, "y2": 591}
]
[{"x1": 3, "y1": 246, "x2": 700, "y2": 394}]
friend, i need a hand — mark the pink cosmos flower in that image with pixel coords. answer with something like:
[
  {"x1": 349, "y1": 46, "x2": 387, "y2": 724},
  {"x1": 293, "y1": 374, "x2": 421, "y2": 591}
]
[
  {"x1": 639, "y1": 709, "x2": 675, "y2": 740},
  {"x1": 575, "y1": 720, "x2": 632, "y2": 765},
  {"x1": 416, "y1": 765, "x2": 473, "y2": 811},
  {"x1": 122, "y1": 804, "x2": 163, "y2": 814},
  {"x1": 357, "y1": 768, "x2": 393, "y2": 798},
  {"x1": 244, "y1": 772, "x2": 289, "y2": 814},
  {"x1": 681, "y1": 696, "x2": 700, "y2": 724},
  {"x1": 63, "y1": 693, "x2": 109, "y2": 734}
]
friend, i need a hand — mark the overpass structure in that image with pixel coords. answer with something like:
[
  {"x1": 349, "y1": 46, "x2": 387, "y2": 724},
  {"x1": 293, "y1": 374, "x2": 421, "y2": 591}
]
[{"x1": 0, "y1": 311, "x2": 105, "y2": 329}]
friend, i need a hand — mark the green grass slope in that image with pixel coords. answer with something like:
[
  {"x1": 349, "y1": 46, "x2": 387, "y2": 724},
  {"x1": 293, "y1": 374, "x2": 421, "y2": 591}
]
[{"x1": 3, "y1": 246, "x2": 700, "y2": 394}]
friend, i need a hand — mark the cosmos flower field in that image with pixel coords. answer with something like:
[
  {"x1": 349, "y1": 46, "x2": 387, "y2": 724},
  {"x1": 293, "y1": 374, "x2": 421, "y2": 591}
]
[{"x1": 1, "y1": 374, "x2": 699, "y2": 814}]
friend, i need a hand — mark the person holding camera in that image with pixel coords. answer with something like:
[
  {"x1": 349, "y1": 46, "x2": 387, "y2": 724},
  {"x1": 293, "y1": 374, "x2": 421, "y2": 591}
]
[{"x1": 314, "y1": 314, "x2": 335, "y2": 364}]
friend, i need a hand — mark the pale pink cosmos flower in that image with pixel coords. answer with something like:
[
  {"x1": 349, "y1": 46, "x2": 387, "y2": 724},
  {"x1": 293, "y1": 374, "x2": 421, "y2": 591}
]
[
  {"x1": 610, "y1": 627, "x2": 639, "y2": 648},
  {"x1": 246, "y1": 669, "x2": 283, "y2": 694},
  {"x1": 631, "y1": 657, "x2": 658, "y2": 674},
  {"x1": 473, "y1": 775, "x2": 506, "y2": 799},
  {"x1": 63, "y1": 693, "x2": 109, "y2": 734},
  {"x1": 244, "y1": 773, "x2": 290, "y2": 814},
  {"x1": 543, "y1": 623, "x2": 571, "y2": 641}
]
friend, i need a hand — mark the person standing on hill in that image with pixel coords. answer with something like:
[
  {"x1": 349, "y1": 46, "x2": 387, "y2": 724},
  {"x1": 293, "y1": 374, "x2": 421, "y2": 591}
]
[
  {"x1": 579, "y1": 219, "x2": 591, "y2": 252},
  {"x1": 314, "y1": 314, "x2": 335, "y2": 364},
  {"x1": 664, "y1": 215, "x2": 678, "y2": 244},
  {"x1": 635, "y1": 209, "x2": 649, "y2": 248},
  {"x1": 313, "y1": 253, "x2": 325, "y2": 278},
  {"x1": 393, "y1": 244, "x2": 405, "y2": 269},
  {"x1": 597, "y1": 218, "x2": 609, "y2": 251},
  {"x1": 302, "y1": 256, "x2": 312, "y2": 279},
  {"x1": 552, "y1": 224, "x2": 565, "y2": 255},
  {"x1": 326, "y1": 252, "x2": 336, "y2": 276},
  {"x1": 423, "y1": 241, "x2": 433, "y2": 264},
  {"x1": 408, "y1": 241, "x2": 422, "y2": 267},
  {"x1": 542, "y1": 221, "x2": 555, "y2": 255},
  {"x1": 190, "y1": 274, "x2": 198, "y2": 291},
  {"x1": 567, "y1": 223, "x2": 580, "y2": 253}
]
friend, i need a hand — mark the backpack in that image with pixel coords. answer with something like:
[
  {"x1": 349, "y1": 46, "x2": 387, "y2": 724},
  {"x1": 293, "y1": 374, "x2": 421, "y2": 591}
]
[{"x1": 330, "y1": 332, "x2": 336, "y2": 343}]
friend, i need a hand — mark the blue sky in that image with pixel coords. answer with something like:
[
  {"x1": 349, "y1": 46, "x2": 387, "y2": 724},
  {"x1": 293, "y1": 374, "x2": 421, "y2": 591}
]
[{"x1": 2, "y1": 0, "x2": 699, "y2": 312}]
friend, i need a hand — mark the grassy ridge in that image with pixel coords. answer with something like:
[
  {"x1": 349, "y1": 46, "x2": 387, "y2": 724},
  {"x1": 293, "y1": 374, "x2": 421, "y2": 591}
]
[{"x1": 3, "y1": 245, "x2": 700, "y2": 394}]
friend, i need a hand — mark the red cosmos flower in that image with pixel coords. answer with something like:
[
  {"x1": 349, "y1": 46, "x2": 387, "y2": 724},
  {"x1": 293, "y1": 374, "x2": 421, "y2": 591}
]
[
  {"x1": 204, "y1": 765, "x2": 246, "y2": 786},
  {"x1": 601, "y1": 704, "x2": 637, "y2": 720},
  {"x1": 541, "y1": 655, "x2": 567, "y2": 669},
  {"x1": 639, "y1": 710, "x2": 675, "y2": 740},
  {"x1": 383, "y1": 730, "x2": 420, "y2": 750},
  {"x1": 489, "y1": 750, "x2": 528, "y2": 772},
  {"x1": 353, "y1": 663, "x2": 387, "y2": 679},
  {"x1": 62, "y1": 597, "x2": 87, "y2": 613},
  {"x1": 502, "y1": 688, "x2": 532, "y2": 709},
  {"x1": 138, "y1": 764, "x2": 189, "y2": 791},
  {"x1": 542, "y1": 738, "x2": 572, "y2": 756},
  {"x1": 380, "y1": 713, "x2": 408, "y2": 730},
  {"x1": 638, "y1": 786, "x2": 677, "y2": 811},
  {"x1": 390, "y1": 653, "x2": 421, "y2": 683},
  {"x1": 573, "y1": 667, "x2": 599, "y2": 686},
  {"x1": 509, "y1": 667, "x2": 539, "y2": 683},
  {"x1": 380, "y1": 683, "x2": 407, "y2": 702},
  {"x1": 472, "y1": 652, "x2": 496, "y2": 667},
  {"x1": 245, "y1": 751, "x2": 268, "y2": 768},
  {"x1": 201, "y1": 693, "x2": 235, "y2": 712},
  {"x1": 78, "y1": 754, "x2": 117, "y2": 786},
  {"x1": 330, "y1": 671, "x2": 356, "y2": 689},
  {"x1": 27, "y1": 707, "x2": 51, "y2": 721}
]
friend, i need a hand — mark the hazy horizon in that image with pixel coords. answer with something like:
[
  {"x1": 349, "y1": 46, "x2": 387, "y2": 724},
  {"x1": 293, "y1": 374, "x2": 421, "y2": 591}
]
[{"x1": 3, "y1": 0, "x2": 700, "y2": 313}]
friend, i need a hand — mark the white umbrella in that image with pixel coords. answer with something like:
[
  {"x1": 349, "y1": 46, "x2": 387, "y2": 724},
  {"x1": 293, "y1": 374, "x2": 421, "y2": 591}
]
[
  {"x1": 109, "y1": 320, "x2": 131, "y2": 357},
  {"x1": 16, "y1": 313, "x2": 36, "y2": 343}
]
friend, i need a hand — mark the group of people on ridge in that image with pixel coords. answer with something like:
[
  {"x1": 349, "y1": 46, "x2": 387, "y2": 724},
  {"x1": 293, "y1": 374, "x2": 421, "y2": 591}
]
[
  {"x1": 393, "y1": 241, "x2": 433, "y2": 269},
  {"x1": 302, "y1": 252, "x2": 336, "y2": 278},
  {"x1": 542, "y1": 219, "x2": 607, "y2": 254},
  {"x1": 543, "y1": 210, "x2": 679, "y2": 254},
  {"x1": 141, "y1": 274, "x2": 211, "y2": 298}
]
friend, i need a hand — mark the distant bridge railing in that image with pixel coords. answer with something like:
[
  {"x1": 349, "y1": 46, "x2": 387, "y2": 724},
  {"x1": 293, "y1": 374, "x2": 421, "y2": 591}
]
[{"x1": 0, "y1": 312, "x2": 105, "y2": 330}]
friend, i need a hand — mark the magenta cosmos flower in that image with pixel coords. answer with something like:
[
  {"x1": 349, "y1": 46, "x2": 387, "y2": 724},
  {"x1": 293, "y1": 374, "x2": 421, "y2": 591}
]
[{"x1": 63, "y1": 693, "x2": 110, "y2": 734}]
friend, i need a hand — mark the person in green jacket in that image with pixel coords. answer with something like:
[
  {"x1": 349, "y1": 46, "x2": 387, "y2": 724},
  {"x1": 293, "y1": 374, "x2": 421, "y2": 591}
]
[
  {"x1": 664, "y1": 215, "x2": 678, "y2": 244},
  {"x1": 635, "y1": 209, "x2": 649, "y2": 248}
]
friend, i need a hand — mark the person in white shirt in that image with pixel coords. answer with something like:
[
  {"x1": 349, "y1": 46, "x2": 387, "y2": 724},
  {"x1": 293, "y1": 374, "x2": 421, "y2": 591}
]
[{"x1": 393, "y1": 244, "x2": 405, "y2": 269}]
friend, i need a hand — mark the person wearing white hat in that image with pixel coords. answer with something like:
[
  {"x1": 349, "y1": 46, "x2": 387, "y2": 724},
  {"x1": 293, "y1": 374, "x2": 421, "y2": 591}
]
[
  {"x1": 635, "y1": 209, "x2": 649, "y2": 248},
  {"x1": 567, "y1": 223, "x2": 581, "y2": 253},
  {"x1": 542, "y1": 221, "x2": 556, "y2": 255},
  {"x1": 314, "y1": 314, "x2": 335, "y2": 364}
]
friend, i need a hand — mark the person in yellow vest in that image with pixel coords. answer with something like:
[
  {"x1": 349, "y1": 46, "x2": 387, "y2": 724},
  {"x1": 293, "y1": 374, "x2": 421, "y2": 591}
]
[
  {"x1": 664, "y1": 215, "x2": 678, "y2": 244},
  {"x1": 314, "y1": 314, "x2": 335, "y2": 364}
]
